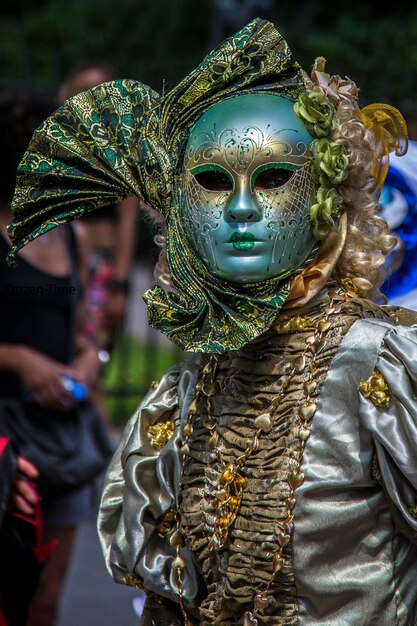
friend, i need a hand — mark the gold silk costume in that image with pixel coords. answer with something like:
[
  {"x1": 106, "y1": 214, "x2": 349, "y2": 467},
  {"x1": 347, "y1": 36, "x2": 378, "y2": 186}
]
[{"x1": 98, "y1": 288, "x2": 417, "y2": 625}]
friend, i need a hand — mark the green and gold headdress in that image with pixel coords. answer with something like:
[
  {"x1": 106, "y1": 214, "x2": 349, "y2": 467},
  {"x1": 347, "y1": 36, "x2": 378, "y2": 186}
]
[
  {"x1": 8, "y1": 18, "x2": 407, "y2": 352},
  {"x1": 9, "y1": 18, "x2": 315, "y2": 353}
]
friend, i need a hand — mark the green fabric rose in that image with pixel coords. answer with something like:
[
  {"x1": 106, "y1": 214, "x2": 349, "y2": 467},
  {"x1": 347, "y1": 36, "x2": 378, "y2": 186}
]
[
  {"x1": 293, "y1": 91, "x2": 336, "y2": 138},
  {"x1": 309, "y1": 185, "x2": 343, "y2": 240},
  {"x1": 311, "y1": 138, "x2": 349, "y2": 187},
  {"x1": 294, "y1": 90, "x2": 348, "y2": 241}
]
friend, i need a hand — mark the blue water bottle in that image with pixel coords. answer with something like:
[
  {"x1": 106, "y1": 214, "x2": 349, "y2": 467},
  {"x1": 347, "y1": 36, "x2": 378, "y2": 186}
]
[{"x1": 61, "y1": 376, "x2": 88, "y2": 402}]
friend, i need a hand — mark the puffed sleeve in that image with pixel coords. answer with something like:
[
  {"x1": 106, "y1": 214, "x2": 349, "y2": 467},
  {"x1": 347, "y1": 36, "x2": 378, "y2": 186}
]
[
  {"x1": 359, "y1": 323, "x2": 417, "y2": 542},
  {"x1": 97, "y1": 354, "x2": 203, "y2": 610}
]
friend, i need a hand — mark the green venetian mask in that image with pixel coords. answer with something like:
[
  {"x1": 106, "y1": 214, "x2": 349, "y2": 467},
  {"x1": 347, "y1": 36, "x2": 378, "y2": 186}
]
[{"x1": 182, "y1": 93, "x2": 317, "y2": 283}]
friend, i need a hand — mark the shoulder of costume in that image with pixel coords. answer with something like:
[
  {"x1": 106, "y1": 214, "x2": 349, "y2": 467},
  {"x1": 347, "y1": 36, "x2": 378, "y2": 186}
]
[{"x1": 382, "y1": 305, "x2": 417, "y2": 327}]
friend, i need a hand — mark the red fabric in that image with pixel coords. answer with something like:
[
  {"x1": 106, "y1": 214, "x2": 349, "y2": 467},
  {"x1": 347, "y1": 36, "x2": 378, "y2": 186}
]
[
  {"x1": 1, "y1": 437, "x2": 57, "y2": 565},
  {"x1": 0, "y1": 436, "x2": 57, "y2": 625},
  {"x1": 35, "y1": 539, "x2": 58, "y2": 564},
  {"x1": 14, "y1": 496, "x2": 57, "y2": 564},
  {"x1": 0, "y1": 601, "x2": 8, "y2": 626},
  {"x1": 0, "y1": 438, "x2": 8, "y2": 457}
]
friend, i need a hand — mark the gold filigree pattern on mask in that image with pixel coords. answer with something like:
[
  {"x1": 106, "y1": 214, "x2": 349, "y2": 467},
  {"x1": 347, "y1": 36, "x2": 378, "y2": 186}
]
[
  {"x1": 182, "y1": 162, "x2": 315, "y2": 248},
  {"x1": 185, "y1": 124, "x2": 310, "y2": 175},
  {"x1": 359, "y1": 371, "x2": 391, "y2": 407}
]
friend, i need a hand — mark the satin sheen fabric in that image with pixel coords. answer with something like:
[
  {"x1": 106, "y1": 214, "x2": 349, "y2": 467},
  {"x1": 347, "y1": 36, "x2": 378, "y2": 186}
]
[
  {"x1": 98, "y1": 356, "x2": 203, "y2": 608},
  {"x1": 98, "y1": 311, "x2": 417, "y2": 625},
  {"x1": 294, "y1": 319, "x2": 417, "y2": 625}
]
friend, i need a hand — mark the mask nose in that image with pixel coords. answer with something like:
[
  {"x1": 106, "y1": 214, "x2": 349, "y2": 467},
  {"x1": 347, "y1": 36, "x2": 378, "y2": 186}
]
[{"x1": 224, "y1": 182, "x2": 262, "y2": 223}]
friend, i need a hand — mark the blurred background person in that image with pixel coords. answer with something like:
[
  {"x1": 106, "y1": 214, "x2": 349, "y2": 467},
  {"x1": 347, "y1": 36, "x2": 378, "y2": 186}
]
[
  {"x1": 57, "y1": 63, "x2": 140, "y2": 355},
  {"x1": 0, "y1": 438, "x2": 52, "y2": 626},
  {"x1": 0, "y1": 92, "x2": 111, "y2": 626}
]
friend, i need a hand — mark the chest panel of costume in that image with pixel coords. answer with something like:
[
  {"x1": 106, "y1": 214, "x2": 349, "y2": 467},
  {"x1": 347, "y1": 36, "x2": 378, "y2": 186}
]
[{"x1": 179, "y1": 294, "x2": 390, "y2": 626}]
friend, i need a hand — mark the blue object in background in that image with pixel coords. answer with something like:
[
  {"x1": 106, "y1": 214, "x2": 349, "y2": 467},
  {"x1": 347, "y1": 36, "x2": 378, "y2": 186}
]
[
  {"x1": 20, "y1": 376, "x2": 88, "y2": 404},
  {"x1": 61, "y1": 376, "x2": 88, "y2": 402},
  {"x1": 380, "y1": 140, "x2": 417, "y2": 300}
]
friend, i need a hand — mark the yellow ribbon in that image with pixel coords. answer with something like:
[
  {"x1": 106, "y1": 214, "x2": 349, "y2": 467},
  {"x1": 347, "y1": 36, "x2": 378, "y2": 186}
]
[
  {"x1": 356, "y1": 104, "x2": 408, "y2": 197},
  {"x1": 285, "y1": 214, "x2": 347, "y2": 309}
]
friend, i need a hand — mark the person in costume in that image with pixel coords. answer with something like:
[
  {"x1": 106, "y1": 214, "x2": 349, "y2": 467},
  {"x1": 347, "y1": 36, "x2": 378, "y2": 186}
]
[{"x1": 7, "y1": 18, "x2": 415, "y2": 626}]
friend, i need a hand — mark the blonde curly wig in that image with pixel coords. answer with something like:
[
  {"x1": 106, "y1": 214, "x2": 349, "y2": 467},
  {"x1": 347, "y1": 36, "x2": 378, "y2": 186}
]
[{"x1": 304, "y1": 58, "x2": 401, "y2": 298}]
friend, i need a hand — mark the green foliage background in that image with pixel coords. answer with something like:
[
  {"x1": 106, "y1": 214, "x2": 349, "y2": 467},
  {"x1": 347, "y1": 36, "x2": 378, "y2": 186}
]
[{"x1": 0, "y1": 0, "x2": 415, "y2": 113}]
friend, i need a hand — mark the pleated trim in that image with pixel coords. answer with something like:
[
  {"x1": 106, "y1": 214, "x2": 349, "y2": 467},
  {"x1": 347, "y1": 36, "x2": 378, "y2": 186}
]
[{"x1": 180, "y1": 295, "x2": 392, "y2": 625}]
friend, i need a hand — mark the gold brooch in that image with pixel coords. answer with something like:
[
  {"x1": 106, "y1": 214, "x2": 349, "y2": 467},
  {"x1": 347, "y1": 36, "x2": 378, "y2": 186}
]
[
  {"x1": 148, "y1": 420, "x2": 175, "y2": 449},
  {"x1": 359, "y1": 371, "x2": 390, "y2": 407},
  {"x1": 123, "y1": 572, "x2": 145, "y2": 589},
  {"x1": 409, "y1": 504, "x2": 417, "y2": 519},
  {"x1": 273, "y1": 315, "x2": 312, "y2": 334},
  {"x1": 156, "y1": 509, "x2": 177, "y2": 536},
  {"x1": 341, "y1": 277, "x2": 368, "y2": 299}
]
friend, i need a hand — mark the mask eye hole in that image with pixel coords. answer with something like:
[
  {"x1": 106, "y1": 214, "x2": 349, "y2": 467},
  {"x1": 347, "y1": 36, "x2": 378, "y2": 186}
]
[
  {"x1": 192, "y1": 168, "x2": 233, "y2": 192},
  {"x1": 254, "y1": 168, "x2": 294, "y2": 191}
]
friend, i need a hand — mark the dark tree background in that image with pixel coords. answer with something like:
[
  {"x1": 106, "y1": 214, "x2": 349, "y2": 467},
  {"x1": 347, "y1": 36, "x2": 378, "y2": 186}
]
[{"x1": 0, "y1": 0, "x2": 415, "y2": 116}]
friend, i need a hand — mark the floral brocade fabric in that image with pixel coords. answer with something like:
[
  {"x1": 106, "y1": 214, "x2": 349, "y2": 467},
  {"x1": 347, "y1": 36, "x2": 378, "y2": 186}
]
[
  {"x1": 8, "y1": 18, "x2": 311, "y2": 353},
  {"x1": 179, "y1": 295, "x2": 392, "y2": 625}
]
